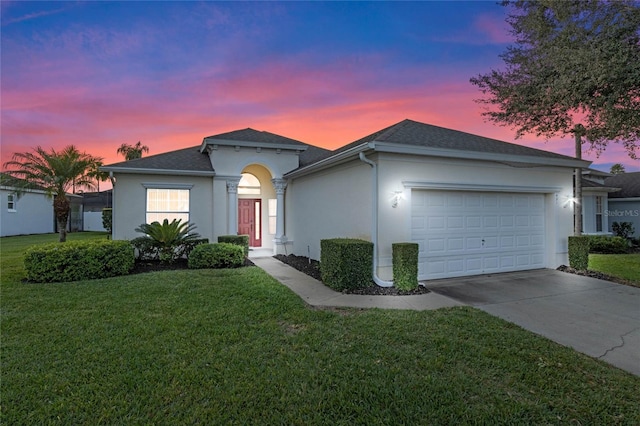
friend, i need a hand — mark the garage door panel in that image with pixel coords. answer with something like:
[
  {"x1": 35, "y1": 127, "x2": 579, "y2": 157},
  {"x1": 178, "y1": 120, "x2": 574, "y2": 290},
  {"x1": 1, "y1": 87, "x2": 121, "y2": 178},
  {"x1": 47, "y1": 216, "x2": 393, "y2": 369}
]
[{"x1": 412, "y1": 190, "x2": 546, "y2": 280}]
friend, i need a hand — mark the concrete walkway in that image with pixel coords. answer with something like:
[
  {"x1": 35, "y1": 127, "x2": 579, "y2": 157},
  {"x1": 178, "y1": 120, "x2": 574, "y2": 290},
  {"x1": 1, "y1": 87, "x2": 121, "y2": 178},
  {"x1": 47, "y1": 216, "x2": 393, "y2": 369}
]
[
  {"x1": 251, "y1": 256, "x2": 464, "y2": 311},
  {"x1": 253, "y1": 256, "x2": 639, "y2": 376}
]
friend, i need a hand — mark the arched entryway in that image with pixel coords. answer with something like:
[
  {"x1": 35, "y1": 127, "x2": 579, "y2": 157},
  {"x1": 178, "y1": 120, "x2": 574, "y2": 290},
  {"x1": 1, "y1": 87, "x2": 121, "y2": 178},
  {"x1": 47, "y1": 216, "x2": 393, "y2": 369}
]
[
  {"x1": 238, "y1": 173, "x2": 262, "y2": 247},
  {"x1": 238, "y1": 164, "x2": 276, "y2": 249}
]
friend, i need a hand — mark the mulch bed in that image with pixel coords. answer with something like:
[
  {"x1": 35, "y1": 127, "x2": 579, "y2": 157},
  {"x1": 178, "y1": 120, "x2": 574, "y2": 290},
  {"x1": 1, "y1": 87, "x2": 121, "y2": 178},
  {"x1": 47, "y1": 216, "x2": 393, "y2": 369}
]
[
  {"x1": 131, "y1": 258, "x2": 254, "y2": 274},
  {"x1": 274, "y1": 254, "x2": 430, "y2": 296}
]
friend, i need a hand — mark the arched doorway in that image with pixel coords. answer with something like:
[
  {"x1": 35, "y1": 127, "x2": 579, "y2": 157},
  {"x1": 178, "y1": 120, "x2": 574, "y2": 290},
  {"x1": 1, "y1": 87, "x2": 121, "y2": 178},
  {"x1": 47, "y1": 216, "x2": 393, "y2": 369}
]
[{"x1": 238, "y1": 172, "x2": 262, "y2": 247}]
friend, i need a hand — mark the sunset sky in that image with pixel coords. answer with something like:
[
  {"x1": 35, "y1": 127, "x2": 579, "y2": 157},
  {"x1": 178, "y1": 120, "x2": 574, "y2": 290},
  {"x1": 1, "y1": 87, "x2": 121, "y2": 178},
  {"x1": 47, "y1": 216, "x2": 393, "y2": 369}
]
[{"x1": 2, "y1": 1, "x2": 638, "y2": 173}]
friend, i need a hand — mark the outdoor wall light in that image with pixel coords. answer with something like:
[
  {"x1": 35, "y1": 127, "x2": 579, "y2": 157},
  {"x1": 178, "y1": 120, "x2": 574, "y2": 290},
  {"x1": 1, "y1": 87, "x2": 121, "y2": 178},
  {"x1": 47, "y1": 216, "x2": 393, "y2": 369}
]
[
  {"x1": 391, "y1": 191, "x2": 404, "y2": 208},
  {"x1": 563, "y1": 194, "x2": 577, "y2": 208}
]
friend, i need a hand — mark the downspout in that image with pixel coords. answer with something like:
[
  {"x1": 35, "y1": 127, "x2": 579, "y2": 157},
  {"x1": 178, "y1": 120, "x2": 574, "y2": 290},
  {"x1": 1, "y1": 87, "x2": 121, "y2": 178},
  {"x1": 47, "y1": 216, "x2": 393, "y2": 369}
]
[{"x1": 359, "y1": 152, "x2": 393, "y2": 287}]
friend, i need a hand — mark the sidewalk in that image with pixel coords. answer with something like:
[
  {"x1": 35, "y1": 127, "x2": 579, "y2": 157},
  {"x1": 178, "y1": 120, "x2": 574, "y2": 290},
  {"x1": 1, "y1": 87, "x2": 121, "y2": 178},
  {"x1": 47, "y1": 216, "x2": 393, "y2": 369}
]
[{"x1": 251, "y1": 256, "x2": 464, "y2": 311}]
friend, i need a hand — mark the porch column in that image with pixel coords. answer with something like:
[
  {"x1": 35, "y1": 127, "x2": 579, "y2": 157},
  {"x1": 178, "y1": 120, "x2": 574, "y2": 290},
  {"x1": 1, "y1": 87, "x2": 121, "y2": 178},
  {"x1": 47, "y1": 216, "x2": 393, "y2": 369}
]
[
  {"x1": 272, "y1": 178, "x2": 287, "y2": 243},
  {"x1": 226, "y1": 177, "x2": 241, "y2": 235}
]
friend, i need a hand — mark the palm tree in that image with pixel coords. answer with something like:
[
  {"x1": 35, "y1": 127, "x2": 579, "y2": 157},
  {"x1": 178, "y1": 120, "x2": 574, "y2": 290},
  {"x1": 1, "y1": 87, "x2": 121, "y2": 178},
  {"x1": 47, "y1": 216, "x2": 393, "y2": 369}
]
[
  {"x1": 3, "y1": 145, "x2": 103, "y2": 242},
  {"x1": 117, "y1": 141, "x2": 149, "y2": 160}
]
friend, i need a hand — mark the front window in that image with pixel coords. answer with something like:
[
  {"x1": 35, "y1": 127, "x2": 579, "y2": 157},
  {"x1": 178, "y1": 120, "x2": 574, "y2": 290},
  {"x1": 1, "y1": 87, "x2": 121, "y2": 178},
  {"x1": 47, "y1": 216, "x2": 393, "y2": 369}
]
[
  {"x1": 146, "y1": 188, "x2": 189, "y2": 224},
  {"x1": 595, "y1": 196, "x2": 603, "y2": 232},
  {"x1": 7, "y1": 194, "x2": 16, "y2": 211}
]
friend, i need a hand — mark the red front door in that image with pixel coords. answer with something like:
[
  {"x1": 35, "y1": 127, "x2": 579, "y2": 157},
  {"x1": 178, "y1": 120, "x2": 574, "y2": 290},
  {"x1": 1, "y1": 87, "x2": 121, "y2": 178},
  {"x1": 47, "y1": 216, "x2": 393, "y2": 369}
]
[{"x1": 238, "y1": 199, "x2": 261, "y2": 247}]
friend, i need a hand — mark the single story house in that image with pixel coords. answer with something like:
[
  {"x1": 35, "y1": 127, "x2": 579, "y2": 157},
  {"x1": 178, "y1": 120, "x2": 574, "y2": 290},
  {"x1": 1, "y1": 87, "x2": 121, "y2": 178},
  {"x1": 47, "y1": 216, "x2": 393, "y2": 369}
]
[
  {"x1": 604, "y1": 172, "x2": 640, "y2": 235},
  {"x1": 580, "y1": 169, "x2": 620, "y2": 235},
  {"x1": 102, "y1": 119, "x2": 589, "y2": 281},
  {"x1": 0, "y1": 174, "x2": 55, "y2": 237}
]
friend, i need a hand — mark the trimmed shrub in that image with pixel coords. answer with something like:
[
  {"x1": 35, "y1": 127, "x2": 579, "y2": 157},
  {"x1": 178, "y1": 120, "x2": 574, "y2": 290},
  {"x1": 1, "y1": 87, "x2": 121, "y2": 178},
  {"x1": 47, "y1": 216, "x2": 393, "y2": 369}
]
[
  {"x1": 180, "y1": 238, "x2": 209, "y2": 258},
  {"x1": 612, "y1": 221, "x2": 635, "y2": 239},
  {"x1": 587, "y1": 235, "x2": 628, "y2": 254},
  {"x1": 320, "y1": 238, "x2": 373, "y2": 291},
  {"x1": 188, "y1": 243, "x2": 244, "y2": 269},
  {"x1": 24, "y1": 240, "x2": 134, "y2": 283},
  {"x1": 568, "y1": 236, "x2": 589, "y2": 271},
  {"x1": 218, "y1": 235, "x2": 249, "y2": 257},
  {"x1": 392, "y1": 243, "x2": 419, "y2": 291},
  {"x1": 102, "y1": 208, "x2": 112, "y2": 239}
]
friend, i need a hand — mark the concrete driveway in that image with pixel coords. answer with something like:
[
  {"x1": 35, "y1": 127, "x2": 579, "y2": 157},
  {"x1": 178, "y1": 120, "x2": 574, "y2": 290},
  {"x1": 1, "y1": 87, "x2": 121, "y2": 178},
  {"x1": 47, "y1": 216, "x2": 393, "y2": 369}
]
[{"x1": 425, "y1": 269, "x2": 640, "y2": 376}]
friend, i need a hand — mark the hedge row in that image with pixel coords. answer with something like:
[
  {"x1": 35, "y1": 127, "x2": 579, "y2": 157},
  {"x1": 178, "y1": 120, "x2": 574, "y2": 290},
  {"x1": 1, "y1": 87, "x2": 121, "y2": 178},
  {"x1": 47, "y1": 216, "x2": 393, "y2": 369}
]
[
  {"x1": 586, "y1": 235, "x2": 629, "y2": 254},
  {"x1": 24, "y1": 240, "x2": 134, "y2": 283},
  {"x1": 188, "y1": 243, "x2": 245, "y2": 269},
  {"x1": 218, "y1": 235, "x2": 249, "y2": 257}
]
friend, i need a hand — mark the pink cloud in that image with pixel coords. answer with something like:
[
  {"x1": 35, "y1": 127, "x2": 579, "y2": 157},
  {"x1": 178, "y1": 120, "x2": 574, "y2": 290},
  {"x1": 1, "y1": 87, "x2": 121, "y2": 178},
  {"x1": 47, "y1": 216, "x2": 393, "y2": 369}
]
[
  {"x1": 3, "y1": 46, "x2": 638, "y2": 174},
  {"x1": 473, "y1": 14, "x2": 513, "y2": 44}
]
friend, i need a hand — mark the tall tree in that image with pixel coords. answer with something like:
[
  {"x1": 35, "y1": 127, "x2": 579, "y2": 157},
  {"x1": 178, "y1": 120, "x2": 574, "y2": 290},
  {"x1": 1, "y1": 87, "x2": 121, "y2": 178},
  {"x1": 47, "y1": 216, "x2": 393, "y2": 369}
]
[
  {"x1": 470, "y1": 0, "x2": 640, "y2": 235},
  {"x1": 3, "y1": 145, "x2": 103, "y2": 242},
  {"x1": 117, "y1": 141, "x2": 149, "y2": 160},
  {"x1": 609, "y1": 163, "x2": 626, "y2": 175}
]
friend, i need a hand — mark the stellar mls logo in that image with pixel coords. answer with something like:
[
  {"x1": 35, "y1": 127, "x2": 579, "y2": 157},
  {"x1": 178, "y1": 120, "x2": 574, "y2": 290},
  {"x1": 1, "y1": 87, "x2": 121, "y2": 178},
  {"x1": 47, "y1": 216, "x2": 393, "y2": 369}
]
[{"x1": 605, "y1": 210, "x2": 640, "y2": 217}]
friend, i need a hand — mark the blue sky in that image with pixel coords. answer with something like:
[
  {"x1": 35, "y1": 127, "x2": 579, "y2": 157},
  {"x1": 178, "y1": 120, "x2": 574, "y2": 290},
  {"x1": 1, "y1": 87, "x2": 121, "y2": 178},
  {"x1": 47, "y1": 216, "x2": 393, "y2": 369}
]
[{"x1": 2, "y1": 1, "x2": 637, "y2": 171}]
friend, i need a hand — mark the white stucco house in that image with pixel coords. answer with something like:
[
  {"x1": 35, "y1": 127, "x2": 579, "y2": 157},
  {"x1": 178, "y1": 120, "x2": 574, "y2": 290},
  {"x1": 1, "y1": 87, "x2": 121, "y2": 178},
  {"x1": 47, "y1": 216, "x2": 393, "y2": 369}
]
[
  {"x1": 0, "y1": 174, "x2": 55, "y2": 237},
  {"x1": 102, "y1": 119, "x2": 589, "y2": 281},
  {"x1": 580, "y1": 169, "x2": 620, "y2": 235},
  {"x1": 604, "y1": 172, "x2": 640, "y2": 236}
]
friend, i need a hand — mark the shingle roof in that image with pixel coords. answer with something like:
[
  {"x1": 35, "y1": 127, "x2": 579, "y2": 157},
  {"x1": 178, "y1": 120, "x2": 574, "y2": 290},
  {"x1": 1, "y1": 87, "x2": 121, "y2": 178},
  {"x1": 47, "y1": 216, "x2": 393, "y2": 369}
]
[
  {"x1": 103, "y1": 146, "x2": 213, "y2": 172},
  {"x1": 204, "y1": 128, "x2": 308, "y2": 147},
  {"x1": 335, "y1": 119, "x2": 578, "y2": 161},
  {"x1": 299, "y1": 145, "x2": 333, "y2": 167},
  {"x1": 604, "y1": 172, "x2": 640, "y2": 198}
]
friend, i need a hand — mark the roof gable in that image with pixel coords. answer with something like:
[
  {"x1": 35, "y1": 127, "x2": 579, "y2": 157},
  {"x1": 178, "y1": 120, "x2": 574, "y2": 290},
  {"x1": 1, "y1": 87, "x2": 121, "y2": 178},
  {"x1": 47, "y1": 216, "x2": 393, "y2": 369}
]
[{"x1": 202, "y1": 128, "x2": 308, "y2": 148}]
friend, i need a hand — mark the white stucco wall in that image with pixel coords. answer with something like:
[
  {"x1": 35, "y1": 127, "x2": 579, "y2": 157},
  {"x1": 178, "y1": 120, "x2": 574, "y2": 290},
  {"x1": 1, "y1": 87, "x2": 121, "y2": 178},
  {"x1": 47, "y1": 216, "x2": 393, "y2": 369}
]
[
  {"x1": 374, "y1": 153, "x2": 575, "y2": 279},
  {"x1": 209, "y1": 146, "x2": 300, "y2": 178},
  {"x1": 0, "y1": 189, "x2": 54, "y2": 237},
  {"x1": 112, "y1": 174, "x2": 214, "y2": 241},
  {"x1": 286, "y1": 152, "x2": 575, "y2": 280},
  {"x1": 286, "y1": 159, "x2": 373, "y2": 260},
  {"x1": 83, "y1": 211, "x2": 107, "y2": 232}
]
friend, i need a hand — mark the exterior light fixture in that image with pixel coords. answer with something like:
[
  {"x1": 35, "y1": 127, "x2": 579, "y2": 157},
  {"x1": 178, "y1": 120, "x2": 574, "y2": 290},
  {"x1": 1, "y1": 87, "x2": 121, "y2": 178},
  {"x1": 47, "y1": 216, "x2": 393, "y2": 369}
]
[{"x1": 391, "y1": 191, "x2": 404, "y2": 208}]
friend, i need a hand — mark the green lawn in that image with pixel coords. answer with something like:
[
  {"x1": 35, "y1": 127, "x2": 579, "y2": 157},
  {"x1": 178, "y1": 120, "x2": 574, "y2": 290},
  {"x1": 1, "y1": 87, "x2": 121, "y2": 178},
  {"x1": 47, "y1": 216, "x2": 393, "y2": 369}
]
[
  {"x1": 589, "y1": 253, "x2": 640, "y2": 284},
  {"x1": 2, "y1": 234, "x2": 639, "y2": 424}
]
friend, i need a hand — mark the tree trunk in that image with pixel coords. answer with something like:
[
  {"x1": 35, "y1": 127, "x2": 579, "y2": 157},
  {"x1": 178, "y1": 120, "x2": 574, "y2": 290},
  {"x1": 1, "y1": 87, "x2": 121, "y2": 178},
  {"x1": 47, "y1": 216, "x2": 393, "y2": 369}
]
[
  {"x1": 53, "y1": 194, "x2": 70, "y2": 242},
  {"x1": 574, "y1": 126, "x2": 584, "y2": 236}
]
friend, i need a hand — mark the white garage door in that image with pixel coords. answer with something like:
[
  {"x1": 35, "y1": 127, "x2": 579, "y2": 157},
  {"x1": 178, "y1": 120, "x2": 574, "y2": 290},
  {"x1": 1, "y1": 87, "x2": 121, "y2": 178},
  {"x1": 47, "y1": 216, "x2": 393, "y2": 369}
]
[{"x1": 411, "y1": 191, "x2": 545, "y2": 280}]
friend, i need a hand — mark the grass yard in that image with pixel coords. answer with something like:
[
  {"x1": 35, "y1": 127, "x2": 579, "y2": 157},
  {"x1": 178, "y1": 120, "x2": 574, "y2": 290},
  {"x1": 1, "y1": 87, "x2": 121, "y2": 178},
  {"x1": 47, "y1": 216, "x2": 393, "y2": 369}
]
[
  {"x1": 2, "y1": 234, "x2": 639, "y2": 424},
  {"x1": 589, "y1": 253, "x2": 640, "y2": 284}
]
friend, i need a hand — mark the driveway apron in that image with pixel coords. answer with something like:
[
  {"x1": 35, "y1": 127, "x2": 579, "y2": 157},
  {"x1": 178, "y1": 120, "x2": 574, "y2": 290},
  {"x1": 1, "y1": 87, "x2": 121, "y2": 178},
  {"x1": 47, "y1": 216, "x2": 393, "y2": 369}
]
[{"x1": 425, "y1": 269, "x2": 640, "y2": 376}]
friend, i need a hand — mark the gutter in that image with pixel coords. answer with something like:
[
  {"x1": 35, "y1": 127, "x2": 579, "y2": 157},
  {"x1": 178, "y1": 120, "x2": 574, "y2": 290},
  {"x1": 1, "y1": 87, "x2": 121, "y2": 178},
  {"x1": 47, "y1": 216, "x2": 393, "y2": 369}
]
[{"x1": 359, "y1": 152, "x2": 393, "y2": 287}]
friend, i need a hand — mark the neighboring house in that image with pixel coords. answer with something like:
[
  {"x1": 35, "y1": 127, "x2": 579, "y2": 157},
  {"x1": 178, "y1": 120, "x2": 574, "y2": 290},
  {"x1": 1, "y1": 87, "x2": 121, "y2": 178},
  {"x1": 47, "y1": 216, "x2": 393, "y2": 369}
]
[
  {"x1": 604, "y1": 172, "x2": 640, "y2": 236},
  {"x1": 0, "y1": 174, "x2": 55, "y2": 237},
  {"x1": 81, "y1": 190, "x2": 113, "y2": 232},
  {"x1": 102, "y1": 119, "x2": 589, "y2": 280},
  {"x1": 580, "y1": 169, "x2": 620, "y2": 235}
]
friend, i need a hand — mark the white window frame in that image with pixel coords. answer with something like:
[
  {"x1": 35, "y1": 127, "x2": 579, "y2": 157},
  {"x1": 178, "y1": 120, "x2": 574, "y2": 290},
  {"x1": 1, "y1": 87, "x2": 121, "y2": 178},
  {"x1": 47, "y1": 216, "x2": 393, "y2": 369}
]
[
  {"x1": 7, "y1": 193, "x2": 16, "y2": 212},
  {"x1": 595, "y1": 195, "x2": 603, "y2": 233},
  {"x1": 268, "y1": 198, "x2": 277, "y2": 235},
  {"x1": 143, "y1": 185, "x2": 191, "y2": 225}
]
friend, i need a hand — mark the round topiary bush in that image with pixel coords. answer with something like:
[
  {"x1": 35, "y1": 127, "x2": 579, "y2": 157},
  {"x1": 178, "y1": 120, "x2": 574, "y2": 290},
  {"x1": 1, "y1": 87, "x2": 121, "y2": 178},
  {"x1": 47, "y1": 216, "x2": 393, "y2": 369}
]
[{"x1": 188, "y1": 243, "x2": 244, "y2": 269}]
